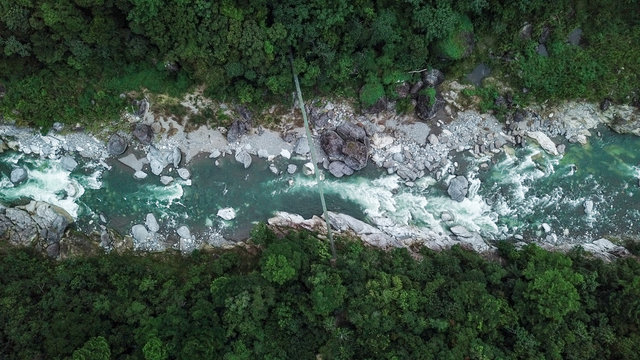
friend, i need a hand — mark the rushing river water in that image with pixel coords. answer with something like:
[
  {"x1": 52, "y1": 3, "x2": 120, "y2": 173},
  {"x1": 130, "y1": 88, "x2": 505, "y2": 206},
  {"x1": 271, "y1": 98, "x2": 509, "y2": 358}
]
[{"x1": 1, "y1": 127, "x2": 639, "y2": 247}]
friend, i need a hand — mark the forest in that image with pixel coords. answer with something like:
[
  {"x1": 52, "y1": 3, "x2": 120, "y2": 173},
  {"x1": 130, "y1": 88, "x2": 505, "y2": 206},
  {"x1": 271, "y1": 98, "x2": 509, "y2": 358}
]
[
  {"x1": 2, "y1": 226, "x2": 640, "y2": 359},
  {"x1": 1, "y1": 0, "x2": 639, "y2": 129}
]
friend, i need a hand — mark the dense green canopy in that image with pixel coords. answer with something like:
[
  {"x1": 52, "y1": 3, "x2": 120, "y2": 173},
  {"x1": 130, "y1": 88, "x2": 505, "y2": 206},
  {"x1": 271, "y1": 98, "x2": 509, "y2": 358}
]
[
  {"x1": 1, "y1": 0, "x2": 638, "y2": 128},
  {"x1": 2, "y1": 226, "x2": 640, "y2": 359}
]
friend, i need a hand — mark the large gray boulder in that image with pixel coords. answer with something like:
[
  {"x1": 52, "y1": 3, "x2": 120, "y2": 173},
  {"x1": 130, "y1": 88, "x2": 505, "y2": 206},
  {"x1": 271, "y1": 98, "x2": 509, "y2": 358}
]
[
  {"x1": 172, "y1": 147, "x2": 182, "y2": 168},
  {"x1": 0, "y1": 201, "x2": 72, "y2": 257},
  {"x1": 227, "y1": 120, "x2": 250, "y2": 143},
  {"x1": 415, "y1": 92, "x2": 445, "y2": 120},
  {"x1": 107, "y1": 134, "x2": 128, "y2": 155},
  {"x1": 294, "y1": 137, "x2": 310, "y2": 155},
  {"x1": 133, "y1": 123, "x2": 154, "y2": 145},
  {"x1": 447, "y1": 175, "x2": 469, "y2": 202},
  {"x1": 341, "y1": 140, "x2": 368, "y2": 170},
  {"x1": 336, "y1": 122, "x2": 366, "y2": 141},
  {"x1": 422, "y1": 69, "x2": 445, "y2": 87},
  {"x1": 320, "y1": 131, "x2": 345, "y2": 159},
  {"x1": 10, "y1": 168, "x2": 27, "y2": 184},
  {"x1": 328, "y1": 161, "x2": 354, "y2": 178},
  {"x1": 234, "y1": 150, "x2": 252, "y2": 169}
]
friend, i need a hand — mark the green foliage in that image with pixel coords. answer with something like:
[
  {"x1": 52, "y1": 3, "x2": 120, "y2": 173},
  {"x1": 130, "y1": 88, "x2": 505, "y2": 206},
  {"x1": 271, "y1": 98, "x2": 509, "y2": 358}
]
[
  {"x1": 359, "y1": 80, "x2": 385, "y2": 107},
  {"x1": 2, "y1": 234, "x2": 640, "y2": 359},
  {"x1": 72, "y1": 336, "x2": 111, "y2": 360}
]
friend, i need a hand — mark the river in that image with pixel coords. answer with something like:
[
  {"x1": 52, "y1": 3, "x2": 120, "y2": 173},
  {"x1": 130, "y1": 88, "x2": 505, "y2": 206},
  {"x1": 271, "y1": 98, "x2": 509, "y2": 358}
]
[{"x1": 1, "y1": 126, "x2": 639, "y2": 249}]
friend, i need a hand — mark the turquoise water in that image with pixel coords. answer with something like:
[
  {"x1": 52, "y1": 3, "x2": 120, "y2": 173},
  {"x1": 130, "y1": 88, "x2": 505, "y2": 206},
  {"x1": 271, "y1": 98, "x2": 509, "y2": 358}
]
[{"x1": 1, "y1": 127, "x2": 639, "y2": 244}]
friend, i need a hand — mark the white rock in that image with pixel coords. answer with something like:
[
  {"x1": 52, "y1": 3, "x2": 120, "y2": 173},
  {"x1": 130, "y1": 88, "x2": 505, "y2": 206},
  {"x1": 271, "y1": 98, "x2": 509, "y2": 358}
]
[
  {"x1": 145, "y1": 213, "x2": 160, "y2": 233},
  {"x1": 526, "y1": 131, "x2": 559, "y2": 156},
  {"x1": 303, "y1": 162, "x2": 315, "y2": 175},
  {"x1": 172, "y1": 147, "x2": 182, "y2": 168},
  {"x1": 177, "y1": 168, "x2": 191, "y2": 180},
  {"x1": 60, "y1": 156, "x2": 78, "y2": 171},
  {"x1": 209, "y1": 149, "x2": 221, "y2": 158},
  {"x1": 177, "y1": 225, "x2": 191, "y2": 239},
  {"x1": 269, "y1": 164, "x2": 279, "y2": 174},
  {"x1": 160, "y1": 176, "x2": 174, "y2": 185},
  {"x1": 235, "y1": 150, "x2": 252, "y2": 168},
  {"x1": 133, "y1": 171, "x2": 148, "y2": 179},
  {"x1": 257, "y1": 149, "x2": 269, "y2": 158},
  {"x1": 541, "y1": 223, "x2": 552, "y2": 233},
  {"x1": 371, "y1": 134, "x2": 394, "y2": 149},
  {"x1": 287, "y1": 164, "x2": 297, "y2": 174},
  {"x1": 280, "y1": 149, "x2": 291, "y2": 159},
  {"x1": 217, "y1": 207, "x2": 236, "y2": 220}
]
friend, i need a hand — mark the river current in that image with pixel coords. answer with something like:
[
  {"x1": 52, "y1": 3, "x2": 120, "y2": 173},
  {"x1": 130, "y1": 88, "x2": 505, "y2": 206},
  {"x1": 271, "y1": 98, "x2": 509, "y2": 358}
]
[{"x1": 1, "y1": 127, "x2": 639, "y2": 246}]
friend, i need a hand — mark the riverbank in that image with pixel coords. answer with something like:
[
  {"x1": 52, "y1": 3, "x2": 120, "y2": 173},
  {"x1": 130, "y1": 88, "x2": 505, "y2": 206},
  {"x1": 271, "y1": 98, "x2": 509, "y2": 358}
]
[{"x1": 1, "y1": 79, "x2": 639, "y2": 260}]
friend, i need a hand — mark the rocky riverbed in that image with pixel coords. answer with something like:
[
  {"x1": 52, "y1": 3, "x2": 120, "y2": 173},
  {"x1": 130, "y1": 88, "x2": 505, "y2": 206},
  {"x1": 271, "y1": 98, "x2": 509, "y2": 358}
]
[{"x1": 1, "y1": 78, "x2": 639, "y2": 260}]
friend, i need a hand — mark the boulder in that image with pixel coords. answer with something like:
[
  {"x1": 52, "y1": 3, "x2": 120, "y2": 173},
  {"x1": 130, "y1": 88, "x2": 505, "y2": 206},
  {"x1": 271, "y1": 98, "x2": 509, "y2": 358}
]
[
  {"x1": 320, "y1": 131, "x2": 345, "y2": 159},
  {"x1": 160, "y1": 176, "x2": 174, "y2": 185},
  {"x1": 132, "y1": 224, "x2": 151, "y2": 242},
  {"x1": 147, "y1": 146, "x2": 172, "y2": 175},
  {"x1": 107, "y1": 134, "x2": 127, "y2": 156},
  {"x1": 600, "y1": 98, "x2": 612, "y2": 112},
  {"x1": 336, "y1": 122, "x2": 366, "y2": 141},
  {"x1": 328, "y1": 161, "x2": 354, "y2": 178},
  {"x1": 177, "y1": 168, "x2": 191, "y2": 180},
  {"x1": 526, "y1": 131, "x2": 559, "y2": 155},
  {"x1": 145, "y1": 213, "x2": 160, "y2": 233},
  {"x1": 280, "y1": 149, "x2": 291, "y2": 159},
  {"x1": 133, "y1": 171, "x2": 148, "y2": 179},
  {"x1": 427, "y1": 133, "x2": 439, "y2": 145},
  {"x1": 177, "y1": 225, "x2": 191, "y2": 239},
  {"x1": 227, "y1": 120, "x2": 250, "y2": 142},
  {"x1": 133, "y1": 123, "x2": 153, "y2": 145},
  {"x1": 397, "y1": 167, "x2": 418, "y2": 181},
  {"x1": 341, "y1": 140, "x2": 368, "y2": 170},
  {"x1": 466, "y1": 64, "x2": 491, "y2": 86},
  {"x1": 257, "y1": 149, "x2": 269, "y2": 158},
  {"x1": 415, "y1": 92, "x2": 445, "y2": 120},
  {"x1": 10, "y1": 168, "x2": 27, "y2": 184},
  {"x1": 447, "y1": 175, "x2": 469, "y2": 202},
  {"x1": 217, "y1": 207, "x2": 236, "y2": 221},
  {"x1": 536, "y1": 44, "x2": 549, "y2": 57},
  {"x1": 294, "y1": 137, "x2": 310, "y2": 155},
  {"x1": 541, "y1": 223, "x2": 552, "y2": 233},
  {"x1": 60, "y1": 156, "x2": 78, "y2": 172},
  {"x1": 210, "y1": 149, "x2": 222, "y2": 158},
  {"x1": 450, "y1": 225, "x2": 473, "y2": 238},
  {"x1": 287, "y1": 164, "x2": 298, "y2": 174},
  {"x1": 172, "y1": 147, "x2": 182, "y2": 168},
  {"x1": 303, "y1": 162, "x2": 315, "y2": 176},
  {"x1": 422, "y1": 69, "x2": 445, "y2": 87},
  {"x1": 567, "y1": 28, "x2": 582, "y2": 46},
  {"x1": 234, "y1": 150, "x2": 252, "y2": 168}
]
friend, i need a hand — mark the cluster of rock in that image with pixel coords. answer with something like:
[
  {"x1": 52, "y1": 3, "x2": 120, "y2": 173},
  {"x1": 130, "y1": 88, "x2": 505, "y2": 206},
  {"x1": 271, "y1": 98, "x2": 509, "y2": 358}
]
[
  {"x1": 0, "y1": 201, "x2": 73, "y2": 257},
  {"x1": 318, "y1": 121, "x2": 369, "y2": 177}
]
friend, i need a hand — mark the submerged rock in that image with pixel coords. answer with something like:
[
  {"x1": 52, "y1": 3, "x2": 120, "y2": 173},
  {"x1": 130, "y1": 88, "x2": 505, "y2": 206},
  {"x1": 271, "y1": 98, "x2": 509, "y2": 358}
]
[
  {"x1": 287, "y1": 164, "x2": 298, "y2": 174},
  {"x1": 10, "y1": 168, "x2": 27, "y2": 184},
  {"x1": 584, "y1": 200, "x2": 594, "y2": 216},
  {"x1": 133, "y1": 171, "x2": 148, "y2": 179},
  {"x1": 447, "y1": 175, "x2": 469, "y2": 202}
]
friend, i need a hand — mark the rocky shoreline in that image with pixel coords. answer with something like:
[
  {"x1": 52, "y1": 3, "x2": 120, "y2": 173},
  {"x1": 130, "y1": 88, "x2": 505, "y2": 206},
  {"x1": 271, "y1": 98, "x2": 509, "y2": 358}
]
[{"x1": 1, "y1": 77, "x2": 639, "y2": 260}]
